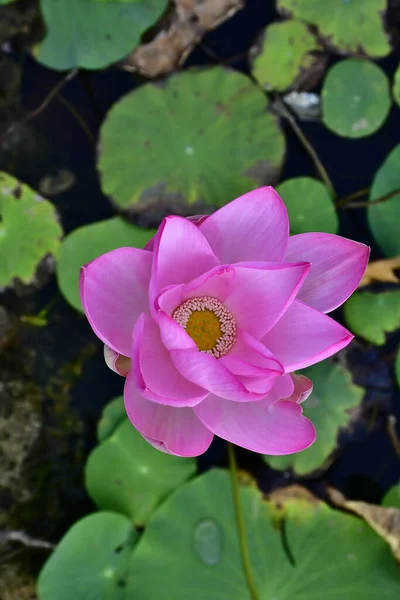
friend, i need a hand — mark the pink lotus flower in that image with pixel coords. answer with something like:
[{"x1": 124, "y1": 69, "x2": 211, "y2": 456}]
[{"x1": 80, "y1": 188, "x2": 369, "y2": 457}]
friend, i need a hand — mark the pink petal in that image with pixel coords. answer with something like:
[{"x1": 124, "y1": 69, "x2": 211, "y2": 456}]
[
  {"x1": 194, "y1": 387, "x2": 315, "y2": 454},
  {"x1": 262, "y1": 300, "x2": 353, "y2": 371},
  {"x1": 124, "y1": 374, "x2": 214, "y2": 457},
  {"x1": 150, "y1": 216, "x2": 219, "y2": 299},
  {"x1": 171, "y1": 348, "x2": 263, "y2": 402},
  {"x1": 199, "y1": 187, "x2": 289, "y2": 263},
  {"x1": 285, "y1": 233, "x2": 370, "y2": 313},
  {"x1": 104, "y1": 345, "x2": 131, "y2": 377},
  {"x1": 224, "y1": 261, "x2": 310, "y2": 339},
  {"x1": 80, "y1": 247, "x2": 152, "y2": 356},
  {"x1": 287, "y1": 374, "x2": 313, "y2": 404},
  {"x1": 220, "y1": 330, "x2": 283, "y2": 394},
  {"x1": 132, "y1": 314, "x2": 207, "y2": 407},
  {"x1": 144, "y1": 214, "x2": 208, "y2": 252}
]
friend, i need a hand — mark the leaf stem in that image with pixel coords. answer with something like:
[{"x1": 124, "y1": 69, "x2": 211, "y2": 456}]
[
  {"x1": 273, "y1": 95, "x2": 335, "y2": 197},
  {"x1": 227, "y1": 442, "x2": 259, "y2": 600}
]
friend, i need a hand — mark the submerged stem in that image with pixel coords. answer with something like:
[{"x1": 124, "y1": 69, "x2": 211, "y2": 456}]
[{"x1": 227, "y1": 442, "x2": 260, "y2": 600}]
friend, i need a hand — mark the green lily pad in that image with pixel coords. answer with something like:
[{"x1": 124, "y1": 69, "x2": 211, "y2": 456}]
[
  {"x1": 37, "y1": 0, "x2": 168, "y2": 70},
  {"x1": 99, "y1": 67, "x2": 286, "y2": 210},
  {"x1": 368, "y1": 144, "x2": 400, "y2": 256},
  {"x1": 344, "y1": 291, "x2": 400, "y2": 345},
  {"x1": 395, "y1": 347, "x2": 400, "y2": 388},
  {"x1": 383, "y1": 483, "x2": 400, "y2": 508},
  {"x1": 126, "y1": 469, "x2": 400, "y2": 599},
  {"x1": 276, "y1": 177, "x2": 338, "y2": 234},
  {"x1": 37, "y1": 512, "x2": 138, "y2": 600},
  {"x1": 252, "y1": 20, "x2": 321, "y2": 92},
  {"x1": 0, "y1": 172, "x2": 62, "y2": 288},
  {"x1": 97, "y1": 396, "x2": 126, "y2": 443},
  {"x1": 278, "y1": 0, "x2": 390, "y2": 57},
  {"x1": 394, "y1": 64, "x2": 400, "y2": 108},
  {"x1": 85, "y1": 419, "x2": 196, "y2": 526},
  {"x1": 265, "y1": 363, "x2": 363, "y2": 475},
  {"x1": 322, "y1": 59, "x2": 391, "y2": 138},
  {"x1": 56, "y1": 217, "x2": 155, "y2": 312}
]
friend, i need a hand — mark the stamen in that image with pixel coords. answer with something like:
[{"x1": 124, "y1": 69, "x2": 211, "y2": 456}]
[{"x1": 172, "y1": 296, "x2": 236, "y2": 358}]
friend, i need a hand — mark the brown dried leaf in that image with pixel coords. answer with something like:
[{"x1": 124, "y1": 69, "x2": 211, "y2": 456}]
[
  {"x1": 358, "y1": 256, "x2": 400, "y2": 288},
  {"x1": 121, "y1": 0, "x2": 244, "y2": 78},
  {"x1": 328, "y1": 487, "x2": 400, "y2": 563}
]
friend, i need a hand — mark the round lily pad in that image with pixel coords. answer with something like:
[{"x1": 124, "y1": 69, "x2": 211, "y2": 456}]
[
  {"x1": 252, "y1": 20, "x2": 322, "y2": 92},
  {"x1": 322, "y1": 59, "x2": 391, "y2": 138},
  {"x1": 37, "y1": 0, "x2": 168, "y2": 70},
  {"x1": 99, "y1": 67, "x2": 286, "y2": 211},
  {"x1": 278, "y1": 0, "x2": 390, "y2": 57},
  {"x1": 126, "y1": 470, "x2": 400, "y2": 598},
  {"x1": 368, "y1": 144, "x2": 400, "y2": 256},
  {"x1": 37, "y1": 512, "x2": 138, "y2": 600},
  {"x1": 393, "y1": 64, "x2": 400, "y2": 108},
  {"x1": 383, "y1": 483, "x2": 400, "y2": 508},
  {"x1": 97, "y1": 396, "x2": 126, "y2": 443},
  {"x1": 56, "y1": 217, "x2": 155, "y2": 312},
  {"x1": 85, "y1": 419, "x2": 196, "y2": 526},
  {"x1": 395, "y1": 348, "x2": 400, "y2": 389},
  {"x1": 276, "y1": 177, "x2": 338, "y2": 234},
  {"x1": 265, "y1": 363, "x2": 363, "y2": 475},
  {"x1": 0, "y1": 172, "x2": 62, "y2": 288},
  {"x1": 344, "y1": 291, "x2": 400, "y2": 345}
]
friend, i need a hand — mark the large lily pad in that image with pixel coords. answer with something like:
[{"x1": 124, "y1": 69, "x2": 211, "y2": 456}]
[
  {"x1": 265, "y1": 363, "x2": 363, "y2": 475},
  {"x1": 0, "y1": 172, "x2": 62, "y2": 288},
  {"x1": 368, "y1": 144, "x2": 400, "y2": 256},
  {"x1": 37, "y1": 512, "x2": 138, "y2": 600},
  {"x1": 37, "y1": 0, "x2": 168, "y2": 70},
  {"x1": 383, "y1": 483, "x2": 400, "y2": 508},
  {"x1": 97, "y1": 396, "x2": 126, "y2": 443},
  {"x1": 85, "y1": 419, "x2": 196, "y2": 526},
  {"x1": 344, "y1": 291, "x2": 400, "y2": 345},
  {"x1": 252, "y1": 20, "x2": 322, "y2": 92},
  {"x1": 322, "y1": 59, "x2": 391, "y2": 138},
  {"x1": 395, "y1": 348, "x2": 400, "y2": 389},
  {"x1": 276, "y1": 177, "x2": 338, "y2": 234},
  {"x1": 56, "y1": 217, "x2": 155, "y2": 312},
  {"x1": 99, "y1": 67, "x2": 286, "y2": 211},
  {"x1": 394, "y1": 64, "x2": 400, "y2": 108},
  {"x1": 278, "y1": 0, "x2": 390, "y2": 57},
  {"x1": 126, "y1": 470, "x2": 400, "y2": 599}
]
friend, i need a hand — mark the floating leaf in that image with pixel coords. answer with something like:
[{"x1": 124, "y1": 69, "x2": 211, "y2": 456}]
[
  {"x1": 0, "y1": 172, "x2": 62, "y2": 288},
  {"x1": 277, "y1": 0, "x2": 390, "y2": 57},
  {"x1": 126, "y1": 470, "x2": 400, "y2": 598},
  {"x1": 394, "y1": 64, "x2": 400, "y2": 108},
  {"x1": 276, "y1": 177, "x2": 338, "y2": 234},
  {"x1": 322, "y1": 59, "x2": 391, "y2": 138},
  {"x1": 97, "y1": 396, "x2": 126, "y2": 443},
  {"x1": 37, "y1": 0, "x2": 168, "y2": 70},
  {"x1": 85, "y1": 419, "x2": 196, "y2": 526},
  {"x1": 265, "y1": 363, "x2": 363, "y2": 475},
  {"x1": 56, "y1": 217, "x2": 155, "y2": 312},
  {"x1": 396, "y1": 349, "x2": 400, "y2": 389},
  {"x1": 344, "y1": 291, "x2": 400, "y2": 345},
  {"x1": 329, "y1": 488, "x2": 400, "y2": 563},
  {"x1": 121, "y1": 0, "x2": 244, "y2": 77},
  {"x1": 37, "y1": 512, "x2": 138, "y2": 600},
  {"x1": 368, "y1": 144, "x2": 400, "y2": 256},
  {"x1": 359, "y1": 257, "x2": 400, "y2": 287},
  {"x1": 99, "y1": 67, "x2": 286, "y2": 211},
  {"x1": 252, "y1": 20, "x2": 322, "y2": 92},
  {"x1": 383, "y1": 483, "x2": 400, "y2": 509}
]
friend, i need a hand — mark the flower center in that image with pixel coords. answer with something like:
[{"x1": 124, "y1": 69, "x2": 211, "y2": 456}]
[{"x1": 172, "y1": 296, "x2": 236, "y2": 358}]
